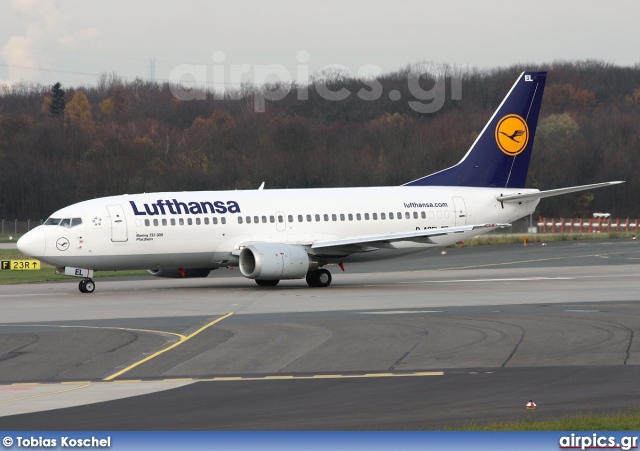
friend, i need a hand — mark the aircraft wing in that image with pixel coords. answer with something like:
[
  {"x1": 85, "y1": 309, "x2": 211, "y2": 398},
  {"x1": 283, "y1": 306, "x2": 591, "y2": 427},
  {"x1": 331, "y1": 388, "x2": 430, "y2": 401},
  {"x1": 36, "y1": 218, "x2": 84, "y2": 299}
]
[
  {"x1": 496, "y1": 181, "x2": 624, "y2": 203},
  {"x1": 310, "y1": 223, "x2": 510, "y2": 252}
]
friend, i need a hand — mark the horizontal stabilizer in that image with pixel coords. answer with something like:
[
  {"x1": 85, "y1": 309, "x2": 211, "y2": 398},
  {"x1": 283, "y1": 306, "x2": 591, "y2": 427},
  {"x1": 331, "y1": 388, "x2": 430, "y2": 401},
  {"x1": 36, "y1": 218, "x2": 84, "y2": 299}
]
[
  {"x1": 496, "y1": 181, "x2": 625, "y2": 203},
  {"x1": 311, "y1": 223, "x2": 510, "y2": 251}
]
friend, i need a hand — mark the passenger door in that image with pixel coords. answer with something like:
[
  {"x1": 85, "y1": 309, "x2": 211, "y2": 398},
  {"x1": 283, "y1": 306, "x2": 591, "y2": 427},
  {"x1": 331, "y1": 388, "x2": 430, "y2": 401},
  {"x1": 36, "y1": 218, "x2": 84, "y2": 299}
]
[
  {"x1": 452, "y1": 197, "x2": 467, "y2": 227},
  {"x1": 106, "y1": 205, "x2": 128, "y2": 242}
]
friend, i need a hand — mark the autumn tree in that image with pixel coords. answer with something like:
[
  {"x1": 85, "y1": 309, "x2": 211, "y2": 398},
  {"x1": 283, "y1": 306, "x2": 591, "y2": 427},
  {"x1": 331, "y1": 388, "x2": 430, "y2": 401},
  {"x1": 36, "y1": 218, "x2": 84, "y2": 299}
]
[
  {"x1": 65, "y1": 90, "x2": 94, "y2": 129},
  {"x1": 543, "y1": 83, "x2": 596, "y2": 113}
]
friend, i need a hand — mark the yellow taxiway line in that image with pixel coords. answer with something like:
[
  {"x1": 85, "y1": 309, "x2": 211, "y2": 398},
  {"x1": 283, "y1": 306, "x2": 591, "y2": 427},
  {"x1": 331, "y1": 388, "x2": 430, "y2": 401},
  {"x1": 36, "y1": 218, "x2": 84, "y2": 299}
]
[
  {"x1": 3, "y1": 371, "x2": 444, "y2": 389},
  {"x1": 103, "y1": 312, "x2": 234, "y2": 381},
  {"x1": 0, "y1": 383, "x2": 92, "y2": 404}
]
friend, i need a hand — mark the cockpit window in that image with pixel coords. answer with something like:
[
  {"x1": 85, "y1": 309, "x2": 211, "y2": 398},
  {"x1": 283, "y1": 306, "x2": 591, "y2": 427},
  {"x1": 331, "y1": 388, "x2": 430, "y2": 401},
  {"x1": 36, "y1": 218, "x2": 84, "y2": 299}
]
[{"x1": 44, "y1": 217, "x2": 83, "y2": 228}]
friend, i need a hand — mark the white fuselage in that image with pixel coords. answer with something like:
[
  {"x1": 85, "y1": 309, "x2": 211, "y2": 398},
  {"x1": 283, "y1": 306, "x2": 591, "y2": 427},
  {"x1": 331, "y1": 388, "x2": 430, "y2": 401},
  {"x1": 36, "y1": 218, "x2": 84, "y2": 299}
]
[{"x1": 20, "y1": 185, "x2": 539, "y2": 272}]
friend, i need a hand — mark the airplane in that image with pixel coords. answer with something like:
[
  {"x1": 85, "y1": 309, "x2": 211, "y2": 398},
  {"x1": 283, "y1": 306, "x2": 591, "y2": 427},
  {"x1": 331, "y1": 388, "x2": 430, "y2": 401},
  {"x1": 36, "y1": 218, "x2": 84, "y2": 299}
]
[{"x1": 17, "y1": 71, "x2": 623, "y2": 293}]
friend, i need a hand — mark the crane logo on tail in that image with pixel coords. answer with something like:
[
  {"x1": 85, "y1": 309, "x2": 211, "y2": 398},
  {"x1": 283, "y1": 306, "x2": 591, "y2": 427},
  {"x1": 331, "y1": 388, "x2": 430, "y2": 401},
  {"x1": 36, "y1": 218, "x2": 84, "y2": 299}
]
[{"x1": 495, "y1": 114, "x2": 529, "y2": 156}]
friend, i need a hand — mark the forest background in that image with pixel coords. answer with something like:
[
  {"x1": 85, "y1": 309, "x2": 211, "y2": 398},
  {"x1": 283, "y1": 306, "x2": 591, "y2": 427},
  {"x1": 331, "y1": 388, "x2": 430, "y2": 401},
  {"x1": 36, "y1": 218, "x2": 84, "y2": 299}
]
[{"x1": 0, "y1": 60, "x2": 637, "y2": 221}]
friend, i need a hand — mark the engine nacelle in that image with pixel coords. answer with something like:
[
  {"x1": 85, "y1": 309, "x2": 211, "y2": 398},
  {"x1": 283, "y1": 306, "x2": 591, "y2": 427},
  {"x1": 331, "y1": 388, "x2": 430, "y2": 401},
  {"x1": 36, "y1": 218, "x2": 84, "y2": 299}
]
[
  {"x1": 239, "y1": 243, "x2": 315, "y2": 280},
  {"x1": 147, "y1": 268, "x2": 213, "y2": 278}
]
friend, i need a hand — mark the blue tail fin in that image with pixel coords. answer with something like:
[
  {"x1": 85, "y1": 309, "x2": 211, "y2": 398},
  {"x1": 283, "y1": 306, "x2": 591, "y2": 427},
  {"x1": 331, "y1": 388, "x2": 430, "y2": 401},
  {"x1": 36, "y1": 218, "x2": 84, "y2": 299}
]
[{"x1": 404, "y1": 71, "x2": 547, "y2": 188}]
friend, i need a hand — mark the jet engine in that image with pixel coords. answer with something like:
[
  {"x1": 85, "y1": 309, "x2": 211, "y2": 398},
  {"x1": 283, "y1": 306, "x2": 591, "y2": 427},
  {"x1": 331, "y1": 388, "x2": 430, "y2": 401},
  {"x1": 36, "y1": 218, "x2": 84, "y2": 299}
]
[
  {"x1": 147, "y1": 268, "x2": 213, "y2": 278},
  {"x1": 239, "y1": 243, "x2": 316, "y2": 280}
]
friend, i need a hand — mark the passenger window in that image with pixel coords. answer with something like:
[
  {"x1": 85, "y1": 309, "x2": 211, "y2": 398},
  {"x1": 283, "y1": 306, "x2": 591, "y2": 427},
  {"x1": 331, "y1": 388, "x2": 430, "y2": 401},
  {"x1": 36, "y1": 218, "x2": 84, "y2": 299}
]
[
  {"x1": 421, "y1": 211, "x2": 426, "y2": 219},
  {"x1": 389, "y1": 212, "x2": 394, "y2": 219},
  {"x1": 262, "y1": 216, "x2": 267, "y2": 223},
  {"x1": 307, "y1": 214, "x2": 312, "y2": 222},
  {"x1": 429, "y1": 211, "x2": 434, "y2": 219},
  {"x1": 246, "y1": 216, "x2": 251, "y2": 224},
  {"x1": 364, "y1": 213, "x2": 370, "y2": 220},
  {"x1": 254, "y1": 216, "x2": 259, "y2": 223},
  {"x1": 144, "y1": 219, "x2": 150, "y2": 226},
  {"x1": 298, "y1": 215, "x2": 303, "y2": 222},
  {"x1": 162, "y1": 219, "x2": 167, "y2": 226},
  {"x1": 171, "y1": 218, "x2": 176, "y2": 226},
  {"x1": 413, "y1": 212, "x2": 418, "y2": 219},
  {"x1": 153, "y1": 219, "x2": 159, "y2": 226},
  {"x1": 270, "y1": 216, "x2": 275, "y2": 223},
  {"x1": 332, "y1": 214, "x2": 337, "y2": 221},
  {"x1": 288, "y1": 215, "x2": 293, "y2": 223},
  {"x1": 348, "y1": 214, "x2": 353, "y2": 221},
  {"x1": 397, "y1": 212, "x2": 402, "y2": 219},
  {"x1": 196, "y1": 218, "x2": 201, "y2": 225},
  {"x1": 340, "y1": 214, "x2": 345, "y2": 221},
  {"x1": 187, "y1": 218, "x2": 193, "y2": 225},
  {"x1": 179, "y1": 218, "x2": 184, "y2": 225},
  {"x1": 380, "y1": 213, "x2": 386, "y2": 220},
  {"x1": 204, "y1": 217, "x2": 209, "y2": 225},
  {"x1": 221, "y1": 217, "x2": 226, "y2": 224},
  {"x1": 372, "y1": 213, "x2": 378, "y2": 220},
  {"x1": 405, "y1": 212, "x2": 410, "y2": 219},
  {"x1": 213, "y1": 217, "x2": 218, "y2": 224},
  {"x1": 278, "y1": 215, "x2": 284, "y2": 223},
  {"x1": 238, "y1": 217, "x2": 243, "y2": 224},
  {"x1": 356, "y1": 213, "x2": 361, "y2": 220},
  {"x1": 323, "y1": 214, "x2": 329, "y2": 221},
  {"x1": 315, "y1": 214, "x2": 320, "y2": 222}
]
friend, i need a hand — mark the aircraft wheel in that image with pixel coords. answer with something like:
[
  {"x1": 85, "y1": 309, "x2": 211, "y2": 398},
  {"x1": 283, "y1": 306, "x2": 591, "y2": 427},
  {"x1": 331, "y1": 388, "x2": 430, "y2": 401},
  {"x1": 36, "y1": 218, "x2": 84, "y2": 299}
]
[
  {"x1": 255, "y1": 279, "x2": 279, "y2": 287},
  {"x1": 84, "y1": 279, "x2": 96, "y2": 293},
  {"x1": 78, "y1": 280, "x2": 87, "y2": 293},
  {"x1": 306, "y1": 269, "x2": 332, "y2": 287}
]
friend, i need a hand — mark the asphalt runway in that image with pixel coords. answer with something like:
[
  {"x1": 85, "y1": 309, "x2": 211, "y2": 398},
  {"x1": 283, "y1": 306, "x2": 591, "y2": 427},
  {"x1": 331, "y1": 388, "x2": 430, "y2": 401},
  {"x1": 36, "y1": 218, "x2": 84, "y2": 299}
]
[{"x1": 1, "y1": 239, "x2": 639, "y2": 429}]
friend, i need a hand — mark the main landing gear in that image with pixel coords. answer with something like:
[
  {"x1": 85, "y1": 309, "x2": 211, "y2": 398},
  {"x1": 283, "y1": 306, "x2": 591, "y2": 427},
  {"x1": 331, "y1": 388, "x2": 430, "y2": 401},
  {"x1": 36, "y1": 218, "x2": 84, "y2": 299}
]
[
  {"x1": 79, "y1": 278, "x2": 95, "y2": 293},
  {"x1": 306, "y1": 269, "x2": 332, "y2": 287},
  {"x1": 253, "y1": 269, "x2": 333, "y2": 288},
  {"x1": 255, "y1": 279, "x2": 280, "y2": 287}
]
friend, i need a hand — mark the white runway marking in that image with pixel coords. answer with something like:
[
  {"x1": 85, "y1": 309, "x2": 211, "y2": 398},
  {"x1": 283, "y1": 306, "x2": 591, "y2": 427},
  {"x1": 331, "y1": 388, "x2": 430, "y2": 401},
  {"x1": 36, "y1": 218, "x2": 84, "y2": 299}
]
[
  {"x1": 357, "y1": 310, "x2": 444, "y2": 315},
  {"x1": 0, "y1": 293, "x2": 66, "y2": 298},
  {"x1": 425, "y1": 277, "x2": 574, "y2": 283}
]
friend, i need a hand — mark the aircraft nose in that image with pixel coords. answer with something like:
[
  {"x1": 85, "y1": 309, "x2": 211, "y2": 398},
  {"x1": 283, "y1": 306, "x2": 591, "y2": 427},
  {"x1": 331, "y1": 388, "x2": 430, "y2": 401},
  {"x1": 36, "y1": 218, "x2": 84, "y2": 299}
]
[{"x1": 17, "y1": 227, "x2": 46, "y2": 257}]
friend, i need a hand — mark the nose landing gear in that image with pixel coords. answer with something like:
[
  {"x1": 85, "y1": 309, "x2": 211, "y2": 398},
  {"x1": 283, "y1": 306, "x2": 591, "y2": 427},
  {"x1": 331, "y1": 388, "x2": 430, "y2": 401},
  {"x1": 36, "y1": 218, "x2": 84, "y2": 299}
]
[{"x1": 56, "y1": 267, "x2": 96, "y2": 293}]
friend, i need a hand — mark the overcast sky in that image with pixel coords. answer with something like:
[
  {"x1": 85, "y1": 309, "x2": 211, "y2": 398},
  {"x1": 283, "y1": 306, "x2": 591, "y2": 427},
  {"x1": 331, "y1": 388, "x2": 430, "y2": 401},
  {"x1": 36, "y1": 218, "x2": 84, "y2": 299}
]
[{"x1": 1, "y1": 0, "x2": 639, "y2": 88}]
